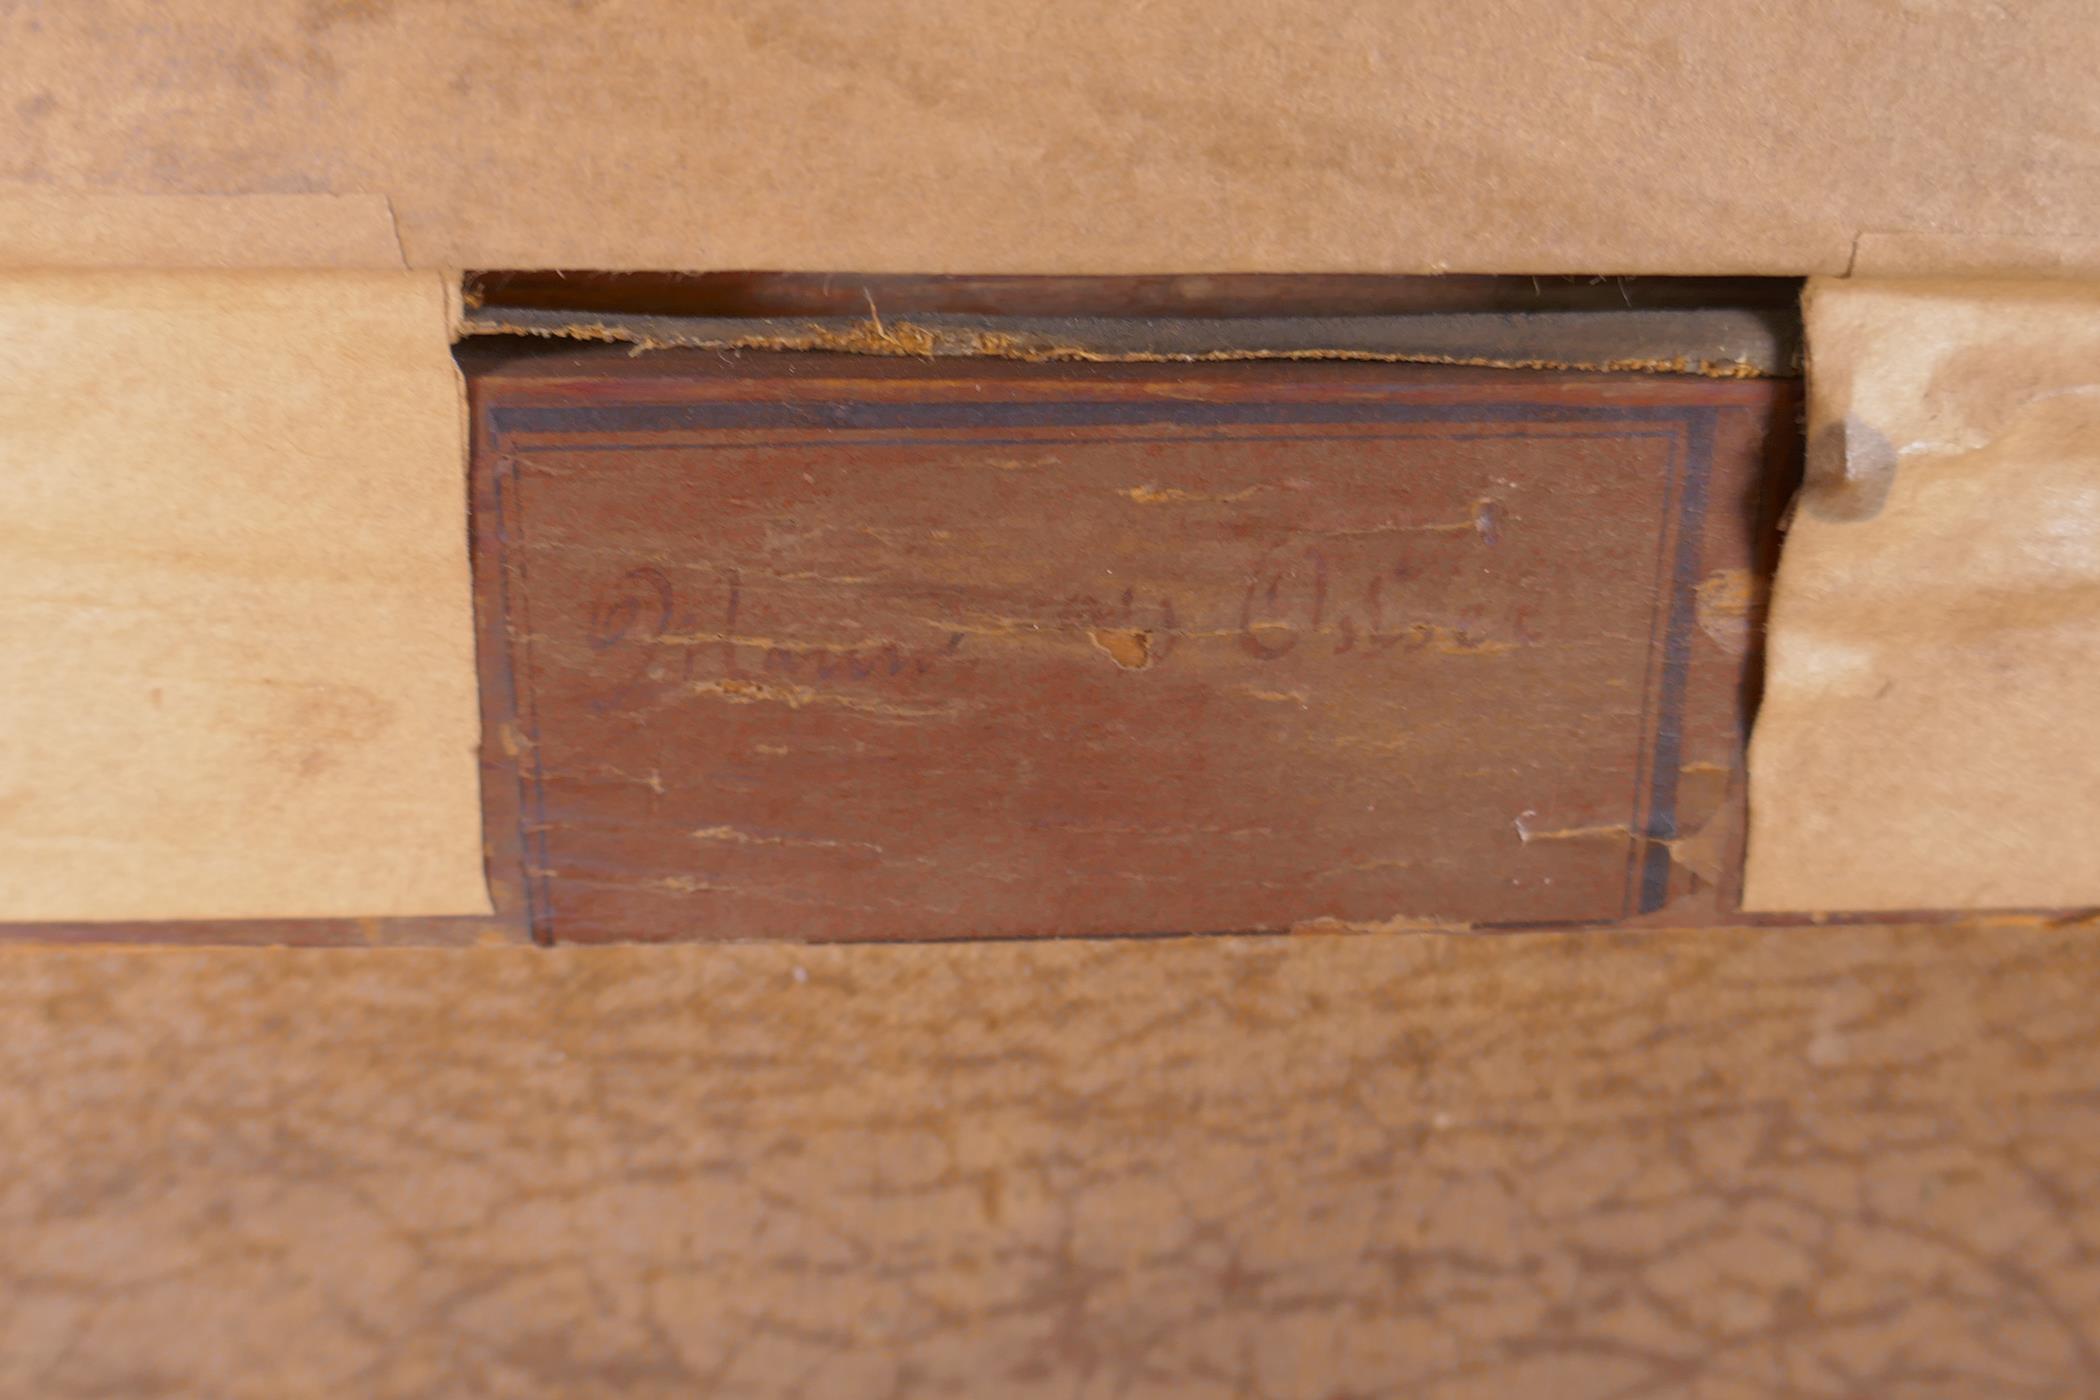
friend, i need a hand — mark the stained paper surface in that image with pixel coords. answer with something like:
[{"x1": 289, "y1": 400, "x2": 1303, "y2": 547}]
[
  {"x1": 1746, "y1": 278, "x2": 2100, "y2": 912},
  {"x1": 0, "y1": 194, "x2": 404, "y2": 269},
  {"x1": 0, "y1": 1, "x2": 2095, "y2": 273},
  {"x1": 0, "y1": 270, "x2": 488, "y2": 920}
]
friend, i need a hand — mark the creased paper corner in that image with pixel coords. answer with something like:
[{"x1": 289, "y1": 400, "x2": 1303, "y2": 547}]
[{"x1": 1745, "y1": 278, "x2": 2100, "y2": 912}]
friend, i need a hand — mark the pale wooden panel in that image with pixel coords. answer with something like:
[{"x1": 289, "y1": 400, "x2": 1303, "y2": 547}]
[{"x1": 0, "y1": 270, "x2": 487, "y2": 921}]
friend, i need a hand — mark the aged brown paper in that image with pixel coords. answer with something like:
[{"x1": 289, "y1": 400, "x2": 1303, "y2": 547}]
[
  {"x1": 0, "y1": 270, "x2": 488, "y2": 920},
  {"x1": 1850, "y1": 232, "x2": 2100, "y2": 281},
  {"x1": 0, "y1": 194, "x2": 405, "y2": 270},
  {"x1": 1745, "y1": 278, "x2": 2100, "y2": 912},
  {"x1": 2, "y1": 1, "x2": 2095, "y2": 274}
]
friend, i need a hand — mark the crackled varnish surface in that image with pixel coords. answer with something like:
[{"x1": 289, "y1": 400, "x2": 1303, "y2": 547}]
[
  {"x1": 5, "y1": 923, "x2": 2100, "y2": 1398},
  {"x1": 475, "y1": 353, "x2": 1792, "y2": 942}
]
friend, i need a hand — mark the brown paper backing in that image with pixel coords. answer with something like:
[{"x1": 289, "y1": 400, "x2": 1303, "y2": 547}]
[
  {"x1": 1745, "y1": 278, "x2": 2100, "y2": 912},
  {"x1": 2, "y1": 1, "x2": 2096, "y2": 274},
  {"x1": 0, "y1": 194, "x2": 404, "y2": 269}
]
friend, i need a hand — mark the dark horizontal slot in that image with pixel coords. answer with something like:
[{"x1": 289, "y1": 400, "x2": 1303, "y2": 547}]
[{"x1": 468, "y1": 271, "x2": 1803, "y2": 321}]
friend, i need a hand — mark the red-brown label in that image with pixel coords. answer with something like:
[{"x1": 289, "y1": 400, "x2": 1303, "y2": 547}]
[{"x1": 476, "y1": 359, "x2": 1787, "y2": 941}]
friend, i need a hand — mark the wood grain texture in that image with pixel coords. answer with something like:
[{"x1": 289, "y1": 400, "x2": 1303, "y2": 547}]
[
  {"x1": 3, "y1": 923, "x2": 2098, "y2": 1397},
  {"x1": 0, "y1": 270, "x2": 487, "y2": 926},
  {"x1": 475, "y1": 353, "x2": 1795, "y2": 943},
  {"x1": 3, "y1": 475, "x2": 536, "y2": 946}
]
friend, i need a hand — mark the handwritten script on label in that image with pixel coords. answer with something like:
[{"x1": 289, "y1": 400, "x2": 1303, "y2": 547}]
[{"x1": 583, "y1": 531, "x2": 1526, "y2": 710}]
